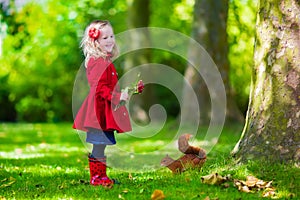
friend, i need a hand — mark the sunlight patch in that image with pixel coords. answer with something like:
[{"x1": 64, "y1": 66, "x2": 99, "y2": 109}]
[
  {"x1": 0, "y1": 151, "x2": 45, "y2": 159},
  {"x1": 0, "y1": 144, "x2": 82, "y2": 159}
]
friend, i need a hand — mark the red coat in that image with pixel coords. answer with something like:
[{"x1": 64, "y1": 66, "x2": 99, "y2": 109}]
[{"x1": 73, "y1": 57, "x2": 132, "y2": 133}]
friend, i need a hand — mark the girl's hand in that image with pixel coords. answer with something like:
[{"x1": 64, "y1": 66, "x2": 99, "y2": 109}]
[{"x1": 120, "y1": 89, "x2": 129, "y2": 101}]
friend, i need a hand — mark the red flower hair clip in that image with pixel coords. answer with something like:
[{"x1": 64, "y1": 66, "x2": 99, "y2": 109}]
[{"x1": 88, "y1": 27, "x2": 101, "y2": 40}]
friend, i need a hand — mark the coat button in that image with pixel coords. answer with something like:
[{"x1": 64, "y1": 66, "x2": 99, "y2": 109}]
[
  {"x1": 123, "y1": 112, "x2": 126, "y2": 116},
  {"x1": 112, "y1": 72, "x2": 115, "y2": 76}
]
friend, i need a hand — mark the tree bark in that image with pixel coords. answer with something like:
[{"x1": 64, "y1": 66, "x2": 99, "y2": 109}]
[
  {"x1": 233, "y1": 0, "x2": 300, "y2": 164},
  {"x1": 183, "y1": 0, "x2": 243, "y2": 124}
]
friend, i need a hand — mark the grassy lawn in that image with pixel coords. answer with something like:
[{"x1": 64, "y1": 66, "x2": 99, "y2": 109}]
[{"x1": 0, "y1": 122, "x2": 299, "y2": 199}]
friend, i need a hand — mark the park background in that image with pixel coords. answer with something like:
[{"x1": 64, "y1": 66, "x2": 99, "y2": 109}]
[
  {"x1": 0, "y1": 0, "x2": 255, "y2": 123},
  {"x1": 1, "y1": 0, "x2": 299, "y2": 199}
]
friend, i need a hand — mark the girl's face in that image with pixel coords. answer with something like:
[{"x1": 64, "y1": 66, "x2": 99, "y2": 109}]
[{"x1": 97, "y1": 25, "x2": 115, "y2": 53}]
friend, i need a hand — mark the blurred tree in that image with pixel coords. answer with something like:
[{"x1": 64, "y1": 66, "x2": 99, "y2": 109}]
[
  {"x1": 232, "y1": 0, "x2": 300, "y2": 163},
  {"x1": 182, "y1": 0, "x2": 244, "y2": 124},
  {"x1": 123, "y1": 0, "x2": 154, "y2": 122},
  {"x1": 147, "y1": 0, "x2": 195, "y2": 119},
  {"x1": 227, "y1": 0, "x2": 258, "y2": 114}
]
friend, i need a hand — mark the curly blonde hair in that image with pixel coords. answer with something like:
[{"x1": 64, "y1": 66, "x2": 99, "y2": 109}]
[{"x1": 80, "y1": 20, "x2": 119, "y2": 67}]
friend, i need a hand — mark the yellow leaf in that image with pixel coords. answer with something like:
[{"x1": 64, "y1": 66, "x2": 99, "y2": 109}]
[
  {"x1": 0, "y1": 178, "x2": 8, "y2": 183},
  {"x1": 201, "y1": 173, "x2": 227, "y2": 185},
  {"x1": 262, "y1": 188, "x2": 276, "y2": 197},
  {"x1": 0, "y1": 177, "x2": 16, "y2": 188},
  {"x1": 151, "y1": 189, "x2": 165, "y2": 200},
  {"x1": 128, "y1": 173, "x2": 133, "y2": 180},
  {"x1": 245, "y1": 176, "x2": 258, "y2": 187},
  {"x1": 241, "y1": 186, "x2": 251, "y2": 193},
  {"x1": 0, "y1": 181, "x2": 15, "y2": 188},
  {"x1": 264, "y1": 181, "x2": 273, "y2": 188},
  {"x1": 234, "y1": 175, "x2": 274, "y2": 195}
]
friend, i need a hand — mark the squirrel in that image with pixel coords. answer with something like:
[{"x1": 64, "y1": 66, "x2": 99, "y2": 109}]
[{"x1": 160, "y1": 133, "x2": 206, "y2": 173}]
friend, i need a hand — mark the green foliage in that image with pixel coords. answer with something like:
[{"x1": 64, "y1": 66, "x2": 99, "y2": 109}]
[
  {"x1": 227, "y1": 0, "x2": 258, "y2": 113},
  {"x1": 0, "y1": 0, "x2": 258, "y2": 122},
  {"x1": 1, "y1": 1, "x2": 81, "y2": 122},
  {"x1": 0, "y1": 122, "x2": 298, "y2": 199},
  {"x1": 150, "y1": 0, "x2": 194, "y2": 34},
  {"x1": 0, "y1": 0, "x2": 127, "y2": 122}
]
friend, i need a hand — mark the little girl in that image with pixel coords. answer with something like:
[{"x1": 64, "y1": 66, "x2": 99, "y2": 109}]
[{"x1": 73, "y1": 20, "x2": 132, "y2": 187}]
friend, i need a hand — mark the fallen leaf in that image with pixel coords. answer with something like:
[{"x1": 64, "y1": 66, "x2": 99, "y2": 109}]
[
  {"x1": 0, "y1": 177, "x2": 16, "y2": 188},
  {"x1": 264, "y1": 181, "x2": 273, "y2": 188},
  {"x1": 1, "y1": 178, "x2": 8, "y2": 183},
  {"x1": 201, "y1": 173, "x2": 228, "y2": 185},
  {"x1": 262, "y1": 188, "x2": 276, "y2": 197},
  {"x1": 151, "y1": 189, "x2": 165, "y2": 200},
  {"x1": 255, "y1": 179, "x2": 266, "y2": 188},
  {"x1": 0, "y1": 181, "x2": 15, "y2": 188},
  {"x1": 234, "y1": 175, "x2": 276, "y2": 197},
  {"x1": 122, "y1": 190, "x2": 129, "y2": 193},
  {"x1": 241, "y1": 186, "x2": 251, "y2": 193},
  {"x1": 128, "y1": 173, "x2": 133, "y2": 180},
  {"x1": 245, "y1": 176, "x2": 258, "y2": 187}
]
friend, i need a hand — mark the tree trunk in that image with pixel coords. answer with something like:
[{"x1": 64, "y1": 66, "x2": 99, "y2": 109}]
[
  {"x1": 233, "y1": 0, "x2": 300, "y2": 164},
  {"x1": 183, "y1": 0, "x2": 243, "y2": 124},
  {"x1": 125, "y1": 0, "x2": 154, "y2": 122}
]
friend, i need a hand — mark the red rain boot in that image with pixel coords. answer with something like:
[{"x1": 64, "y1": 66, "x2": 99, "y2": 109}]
[{"x1": 88, "y1": 155, "x2": 114, "y2": 187}]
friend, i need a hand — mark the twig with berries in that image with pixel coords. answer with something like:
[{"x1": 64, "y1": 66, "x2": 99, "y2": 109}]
[{"x1": 114, "y1": 74, "x2": 144, "y2": 111}]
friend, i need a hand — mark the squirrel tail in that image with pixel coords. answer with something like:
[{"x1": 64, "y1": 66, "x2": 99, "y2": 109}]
[{"x1": 178, "y1": 133, "x2": 206, "y2": 158}]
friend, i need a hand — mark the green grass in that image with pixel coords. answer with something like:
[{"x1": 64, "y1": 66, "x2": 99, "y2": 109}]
[{"x1": 0, "y1": 122, "x2": 299, "y2": 199}]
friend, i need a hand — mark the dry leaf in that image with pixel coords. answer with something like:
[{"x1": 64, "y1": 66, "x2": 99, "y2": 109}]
[
  {"x1": 264, "y1": 181, "x2": 273, "y2": 188},
  {"x1": 262, "y1": 188, "x2": 276, "y2": 197},
  {"x1": 1, "y1": 178, "x2": 8, "y2": 183},
  {"x1": 151, "y1": 189, "x2": 165, "y2": 200},
  {"x1": 201, "y1": 173, "x2": 228, "y2": 185},
  {"x1": 128, "y1": 173, "x2": 133, "y2": 180},
  {"x1": 255, "y1": 179, "x2": 266, "y2": 188},
  {"x1": 245, "y1": 176, "x2": 258, "y2": 187},
  {"x1": 234, "y1": 175, "x2": 276, "y2": 197},
  {"x1": 0, "y1": 177, "x2": 16, "y2": 188},
  {"x1": 241, "y1": 186, "x2": 251, "y2": 193}
]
